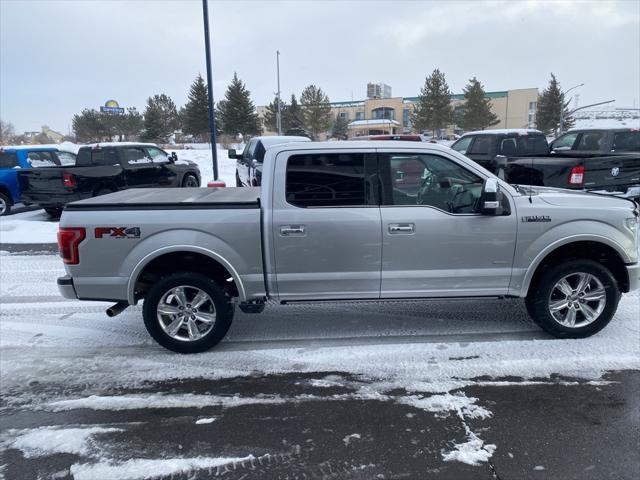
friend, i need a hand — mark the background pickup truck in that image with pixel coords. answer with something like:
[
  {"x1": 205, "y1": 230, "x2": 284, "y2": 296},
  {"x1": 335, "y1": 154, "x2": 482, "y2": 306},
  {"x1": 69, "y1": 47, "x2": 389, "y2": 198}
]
[
  {"x1": 18, "y1": 142, "x2": 201, "y2": 217},
  {"x1": 451, "y1": 129, "x2": 640, "y2": 199},
  {"x1": 57, "y1": 141, "x2": 639, "y2": 353},
  {"x1": 0, "y1": 145, "x2": 76, "y2": 216}
]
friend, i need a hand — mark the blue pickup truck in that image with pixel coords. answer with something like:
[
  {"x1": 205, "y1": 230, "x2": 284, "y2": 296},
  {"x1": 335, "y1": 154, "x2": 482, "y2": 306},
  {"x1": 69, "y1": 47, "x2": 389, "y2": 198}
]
[{"x1": 0, "y1": 146, "x2": 76, "y2": 216}]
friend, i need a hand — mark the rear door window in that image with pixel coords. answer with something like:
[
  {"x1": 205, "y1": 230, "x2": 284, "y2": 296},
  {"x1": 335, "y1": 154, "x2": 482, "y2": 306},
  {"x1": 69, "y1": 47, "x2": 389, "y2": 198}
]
[
  {"x1": 0, "y1": 152, "x2": 18, "y2": 168},
  {"x1": 612, "y1": 131, "x2": 640, "y2": 152},
  {"x1": 285, "y1": 152, "x2": 375, "y2": 208},
  {"x1": 468, "y1": 136, "x2": 493, "y2": 155},
  {"x1": 26, "y1": 151, "x2": 58, "y2": 167}
]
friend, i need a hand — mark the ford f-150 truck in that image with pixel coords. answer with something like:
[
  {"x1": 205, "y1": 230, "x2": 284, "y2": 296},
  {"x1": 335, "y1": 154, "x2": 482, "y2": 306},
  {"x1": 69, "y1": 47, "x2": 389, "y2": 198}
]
[{"x1": 56, "y1": 141, "x2": 640, "y2": 353}]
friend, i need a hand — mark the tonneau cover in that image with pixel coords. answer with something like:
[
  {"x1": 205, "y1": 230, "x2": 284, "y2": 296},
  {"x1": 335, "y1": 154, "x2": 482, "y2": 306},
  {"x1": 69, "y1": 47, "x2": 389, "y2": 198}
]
[{"x1": 65, "y1": 187, "x2": 260, "y2": 210}]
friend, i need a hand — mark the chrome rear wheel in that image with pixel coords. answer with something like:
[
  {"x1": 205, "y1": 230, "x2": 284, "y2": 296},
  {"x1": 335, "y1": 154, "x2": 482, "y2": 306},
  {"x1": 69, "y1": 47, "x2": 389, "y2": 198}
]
[{"x1": 157, "y1": 285, "x2": 216, "y2": 342}]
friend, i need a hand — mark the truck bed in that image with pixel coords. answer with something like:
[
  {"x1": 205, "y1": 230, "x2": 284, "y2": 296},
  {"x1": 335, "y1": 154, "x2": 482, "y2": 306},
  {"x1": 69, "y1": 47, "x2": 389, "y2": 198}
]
[{"x1": 65, "y1": 187, "x2": 261, "y2": 210}]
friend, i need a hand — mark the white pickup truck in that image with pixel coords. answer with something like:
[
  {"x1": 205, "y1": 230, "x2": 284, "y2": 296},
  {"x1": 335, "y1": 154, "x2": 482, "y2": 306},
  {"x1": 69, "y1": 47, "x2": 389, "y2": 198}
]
[{"x1": 57, "y1": 141, "x2": 639, "y2": 352}]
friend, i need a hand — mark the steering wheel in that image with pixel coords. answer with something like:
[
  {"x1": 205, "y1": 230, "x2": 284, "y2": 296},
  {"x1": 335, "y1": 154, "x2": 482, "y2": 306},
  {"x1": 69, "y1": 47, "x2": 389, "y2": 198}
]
[{"x1": 416, "y1": 172, "x2": 437, "y2": 205}]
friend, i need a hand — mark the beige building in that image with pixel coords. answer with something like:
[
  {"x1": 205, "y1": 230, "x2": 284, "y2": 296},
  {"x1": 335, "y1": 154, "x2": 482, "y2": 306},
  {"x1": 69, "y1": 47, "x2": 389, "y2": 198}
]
[{"x1": 258, "y1": 87, "x2": 539, "y2": 138}]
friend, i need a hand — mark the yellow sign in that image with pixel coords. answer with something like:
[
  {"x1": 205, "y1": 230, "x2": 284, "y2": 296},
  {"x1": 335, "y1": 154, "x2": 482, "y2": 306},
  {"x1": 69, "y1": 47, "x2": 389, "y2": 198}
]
[{"x1": 105, "y1": 100, "x2": 120, "y2": 108}]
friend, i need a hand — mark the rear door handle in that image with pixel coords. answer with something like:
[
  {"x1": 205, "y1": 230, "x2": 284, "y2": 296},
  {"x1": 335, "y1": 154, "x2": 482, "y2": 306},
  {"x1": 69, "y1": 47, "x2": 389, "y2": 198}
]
[
  {"x1": 388, "y1": 223, "x2": 415, "y2": 234},
  {"x1": 280, "y1": 225, "x2": 306, "y2": 236}
]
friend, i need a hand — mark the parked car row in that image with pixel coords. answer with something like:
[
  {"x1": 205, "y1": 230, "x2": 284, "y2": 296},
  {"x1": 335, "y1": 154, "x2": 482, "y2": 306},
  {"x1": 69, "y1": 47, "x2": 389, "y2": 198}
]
[
  {"x1": 450, "y1": 128, "x2": 640, "y2": 199},
  {"x1": 0, "y1": 142, "x2": 201, "y2": 217}
]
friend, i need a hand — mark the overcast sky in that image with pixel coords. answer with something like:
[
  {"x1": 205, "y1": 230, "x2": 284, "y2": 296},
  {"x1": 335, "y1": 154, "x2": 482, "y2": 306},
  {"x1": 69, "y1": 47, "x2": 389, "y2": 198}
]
[{"x1": 1, "y1": 0, "x2": 638, "y2": 134}]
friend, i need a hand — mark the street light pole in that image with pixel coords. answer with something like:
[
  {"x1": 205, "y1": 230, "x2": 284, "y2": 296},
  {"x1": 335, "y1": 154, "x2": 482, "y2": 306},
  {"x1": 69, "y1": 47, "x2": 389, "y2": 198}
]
[
  {"x1": 276, "y1": 50, "x2": 282, "y2": 135},
  {"x1": 202, "y1": 0, "x2": 219, "y2": 181},
  {"x1": 559, "y1": 83, "x2": 584, "y2": 135}
]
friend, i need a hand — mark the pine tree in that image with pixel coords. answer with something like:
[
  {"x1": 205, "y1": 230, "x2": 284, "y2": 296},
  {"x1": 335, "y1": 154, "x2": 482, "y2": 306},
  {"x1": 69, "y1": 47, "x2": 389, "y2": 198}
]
[
  {"x1": 300, "y1": 85, "x2": 331, "y2": 139},
  {"x1": 142, "y1": 94, "x2": 179, "y2": 142},
  {"x1": 283, "y1": 94, "x2": 306, "y2": 135},
  {"x1": 331, "y1": 115, "x2": 349, "y2": 140},
  {"x1": 217, "y1": 73, "x2": 261, "y2": 137},
  {"x1": 182, "y1": 74, "x2": 211, "y2": 141},
  {"x1": 536, "y1": 73, "x2": 574, "y2": 136},
  {"x1": 72, "y1": 109, "x2": 106, "y2": 142},
  {"x1": 411, "y1": 69, "x2": 454, "y2": 136},
  {"x1": 263, "y1": 96, "x2": 287, "y2": 133},
  {"x1": 457, "y1": 77, "x2": 499, "y2": 132}
]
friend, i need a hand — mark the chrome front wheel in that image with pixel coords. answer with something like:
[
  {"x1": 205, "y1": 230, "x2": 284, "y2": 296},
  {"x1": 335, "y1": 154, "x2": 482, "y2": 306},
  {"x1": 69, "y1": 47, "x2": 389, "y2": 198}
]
[
  {"x1": 157, "y1": 285, "x2": 216, "y2": 342},
  {"x1": 548, "y1": 273, "x2": 606, "y2": 328}
]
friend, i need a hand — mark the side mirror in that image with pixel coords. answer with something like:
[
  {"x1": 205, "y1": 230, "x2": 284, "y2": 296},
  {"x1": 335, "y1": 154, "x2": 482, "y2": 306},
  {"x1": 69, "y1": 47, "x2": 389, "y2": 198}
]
[
  {"x1": 480, "y1": 178, "x2": 504, "y2": 216},
  {"x1": 170, "y1": 152, "x2": 177, "y2": 162},
  {"x1": 228, "y1": 148, "x2": 238, "y2": 159}
]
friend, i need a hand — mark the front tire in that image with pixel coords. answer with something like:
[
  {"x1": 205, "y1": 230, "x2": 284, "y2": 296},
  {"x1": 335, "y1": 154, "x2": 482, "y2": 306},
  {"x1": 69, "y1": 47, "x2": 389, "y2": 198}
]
[
  {"x1": 143, "y1": 272, "x2": 234, "y2": 353},
  {"x1": 182, "y1": 173, "x2": 200, "y2": 188},
  {"x1": 0, "y1": 192, "x2": 12, "y2": 216},
  {"x1": 526, "y1": 259, "x2": 619, "y2": 338}
]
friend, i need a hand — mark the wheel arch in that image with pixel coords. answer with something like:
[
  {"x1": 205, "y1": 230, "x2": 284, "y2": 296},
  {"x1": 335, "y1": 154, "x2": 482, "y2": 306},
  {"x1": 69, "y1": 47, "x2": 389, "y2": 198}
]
[
  {"x1": 128, "y1": 245, "x2": 247, "y2": 304},
  {"x1": 522, "y1": 237, "x2": 630, "y2": 296}
]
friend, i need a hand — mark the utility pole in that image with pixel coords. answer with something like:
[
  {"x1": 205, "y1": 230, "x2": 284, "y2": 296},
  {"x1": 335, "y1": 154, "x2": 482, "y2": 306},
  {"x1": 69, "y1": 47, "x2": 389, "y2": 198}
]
[
  {"x1": 559, "y1": 83, "x2": 584, "y2": 135},
  {"x1": 202, "y1": 0, "x2": 219, "y2": 181},
  {"x1": 276, "y1": 50, "x2": 282, "y2": 135}
]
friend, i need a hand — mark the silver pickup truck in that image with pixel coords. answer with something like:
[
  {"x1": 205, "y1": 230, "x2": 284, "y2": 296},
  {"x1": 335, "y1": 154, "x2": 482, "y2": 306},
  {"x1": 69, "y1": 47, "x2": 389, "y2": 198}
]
[{"x1": 57, "y1": 141, "x2": 640, "y2": 353}]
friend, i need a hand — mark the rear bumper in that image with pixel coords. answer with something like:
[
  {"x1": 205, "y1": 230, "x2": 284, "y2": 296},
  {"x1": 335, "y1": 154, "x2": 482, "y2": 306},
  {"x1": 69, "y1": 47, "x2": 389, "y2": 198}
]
[
  {"x1": 57, "y1": 275, "x2": 78, "y2": 299},
  {"x1": 626, "y1": 263, "x2": 640, "y2": 292},
  {"x1": 20, "y1": 192, "x2": 89, "y2": 208}
]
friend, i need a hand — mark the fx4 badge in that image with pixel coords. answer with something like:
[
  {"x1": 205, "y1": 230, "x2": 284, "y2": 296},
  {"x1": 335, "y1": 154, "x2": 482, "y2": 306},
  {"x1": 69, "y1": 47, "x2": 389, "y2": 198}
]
[
  {"x1": 522, "y1": 215, "x2": 551, "y2": 223},
  {"x1": 95, "y1": 227, "x2": 141, "y2": 239}
]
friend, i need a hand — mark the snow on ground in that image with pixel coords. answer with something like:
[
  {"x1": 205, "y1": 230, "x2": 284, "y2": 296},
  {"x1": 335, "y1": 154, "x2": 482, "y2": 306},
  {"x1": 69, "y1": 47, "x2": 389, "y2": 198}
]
[{"x1": 1, "y1": 252, "x2": 639, "y2": 472}]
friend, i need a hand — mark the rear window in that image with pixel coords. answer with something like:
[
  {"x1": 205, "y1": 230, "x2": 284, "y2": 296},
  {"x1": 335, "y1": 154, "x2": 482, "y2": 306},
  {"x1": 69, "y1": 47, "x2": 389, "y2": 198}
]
[
  {"x1": 76, "y1": 148, "x2": 119, "y2": 166},
  {"x1": 498, "y1": 135, "x2": 548, "y2": 155},
  {"x1": 612, "y1": 131, "x2": 640, "y2": 152},
  {"x1": 0, "y1": 152, "x2": 18, "y2": 168},
  {"x1": 26, "y1": 151, "x2": 59, "y2": 167},
  {"x1": 286, "y1": 153, "x2": 370, "y2": 208}
]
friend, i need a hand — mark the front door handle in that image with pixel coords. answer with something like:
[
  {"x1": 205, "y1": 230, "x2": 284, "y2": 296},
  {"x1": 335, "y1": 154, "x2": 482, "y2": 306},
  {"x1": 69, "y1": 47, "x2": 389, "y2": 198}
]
[
  {"x1": 280, "y1": 225, "x2": 306, "y2": 236},
  {"x1": 388, "y1": 223, "x2": 415, "y2": 234}
]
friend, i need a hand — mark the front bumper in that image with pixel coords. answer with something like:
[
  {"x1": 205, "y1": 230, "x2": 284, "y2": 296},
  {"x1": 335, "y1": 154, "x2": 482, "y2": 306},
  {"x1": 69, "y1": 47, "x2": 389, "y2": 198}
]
[
  {"x1": 626, "y1": 263, "x2": 640, "y2": 292},
  {"x1": 57, "y1": 275, "x2": 78, "y2": 299}
]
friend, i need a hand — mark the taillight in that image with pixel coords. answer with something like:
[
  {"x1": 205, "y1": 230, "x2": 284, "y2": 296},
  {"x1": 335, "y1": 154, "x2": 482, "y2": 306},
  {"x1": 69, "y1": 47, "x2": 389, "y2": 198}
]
[
  {"x1": 63, "y1": 173, "x2": 76, "y2": 188},
  {"x1": 57, "y1": 227, "x2": 85, "y2": 265},
  {"x1": 568, "y1": 165, "x2": 585, "y2": 186}
]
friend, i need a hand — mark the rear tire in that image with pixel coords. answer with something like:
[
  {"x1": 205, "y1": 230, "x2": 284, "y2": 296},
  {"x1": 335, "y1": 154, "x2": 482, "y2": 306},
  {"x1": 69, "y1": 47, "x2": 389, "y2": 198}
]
[
  {"x1": 44, "y1": 207, "x2": 63, "y2": 218},
  {"x1": 143, "y1": 272, "x2": 234, "y2": 353},
  {"x1": 0, "y1": 192, "x2": 12, "y2": 216},
  {"x1": 525, "y1": 259, "x2": 619, "y2": 338}
]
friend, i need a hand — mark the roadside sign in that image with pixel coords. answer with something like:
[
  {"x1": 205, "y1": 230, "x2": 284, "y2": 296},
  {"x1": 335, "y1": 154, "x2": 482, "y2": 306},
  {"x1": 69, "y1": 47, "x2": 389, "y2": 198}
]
[{"x1": 100, "y1": 99, "x2": 124, "y2": 114}]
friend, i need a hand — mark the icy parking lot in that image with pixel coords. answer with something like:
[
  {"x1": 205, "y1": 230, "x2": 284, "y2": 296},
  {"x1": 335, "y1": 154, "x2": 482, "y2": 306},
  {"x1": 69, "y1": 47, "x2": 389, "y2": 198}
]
[{"x1": 0, "y1": 252, "x2": 639, "y2": 479}]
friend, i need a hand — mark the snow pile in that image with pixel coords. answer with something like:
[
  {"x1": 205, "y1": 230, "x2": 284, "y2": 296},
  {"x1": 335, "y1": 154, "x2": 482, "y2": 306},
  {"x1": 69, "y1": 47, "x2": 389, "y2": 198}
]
[
  {"x1": 166, "y1": 147, "x2": 237, "y2": 185},
  {"x1": 442, "y1": 432, "x2": 496, "y2": 466},
  {"x1": 0, "y1": 209, "x2": 59, "y2": 244},
  {"x1": 70, "y1": 456, "x2": 255, "y2": 480},
  {"x1": 9, "y1": 426, "x2": 121, "y2": 458},
  {"x1": 399, "y1": 393, "x2": 492, "y2": 419},
  {"x1": 46, "y1": 393, "x2": 290, "y2": 411}
]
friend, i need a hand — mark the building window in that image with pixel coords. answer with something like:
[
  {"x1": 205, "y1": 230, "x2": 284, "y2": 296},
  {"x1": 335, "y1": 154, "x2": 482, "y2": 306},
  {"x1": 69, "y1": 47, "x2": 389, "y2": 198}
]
[
  {"x1": 528, "y1": 112, "x2": 536, "y2": 128},
  {"x1": 528, "y1": 101, "x2": 537, "y2": 111},
  {"x1": 402, "y1": 108, "x2": 410, "y2": 128},
  {"x1": 355, "y1": 111, "x2": 364, "y2": 121},
  {"x1": 339, "y1": 111, "x2": 349, "y2": 121},
  {"x1": 371, "y1": 107, "x2": 395, "y2": 120}
]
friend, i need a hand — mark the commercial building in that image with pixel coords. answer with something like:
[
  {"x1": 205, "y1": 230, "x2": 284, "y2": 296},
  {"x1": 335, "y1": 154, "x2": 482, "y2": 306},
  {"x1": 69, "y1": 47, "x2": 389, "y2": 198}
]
[{"x1": 257, "y1": 85, "x2": 539, "y2": 139}]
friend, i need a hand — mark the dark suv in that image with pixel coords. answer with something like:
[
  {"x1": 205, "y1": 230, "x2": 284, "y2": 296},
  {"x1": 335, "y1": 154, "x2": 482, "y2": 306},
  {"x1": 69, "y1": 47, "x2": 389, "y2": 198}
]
[{"x1": 229, "y1": 136, "x2": 310, "y2": 187}]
